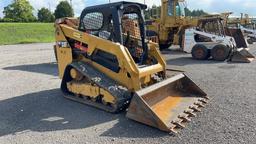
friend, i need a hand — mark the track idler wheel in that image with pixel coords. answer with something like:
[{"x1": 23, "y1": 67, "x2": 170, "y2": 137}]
[{"x1": 70, "y1": 68, "x2": 83, "y2": 81}]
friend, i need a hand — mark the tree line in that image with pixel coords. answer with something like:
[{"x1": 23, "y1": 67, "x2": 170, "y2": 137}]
[
  {"x1": 0, "y1": 0, "x2": 208, "y2": 23},
  {"x1": 185, "y1": 8, "x2": 208, "y2": 17},
  {"x1": 0, "y1": 0, "x2": 74, "y2": 23}
]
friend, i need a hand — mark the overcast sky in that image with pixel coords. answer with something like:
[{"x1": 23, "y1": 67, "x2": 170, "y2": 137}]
[{"x1": 0, "y1": 0, "x2": 256, "y2": 18}]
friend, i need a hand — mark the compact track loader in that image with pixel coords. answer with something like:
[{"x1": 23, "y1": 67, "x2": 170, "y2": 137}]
[
  {"x1": 146, "y1": 0, "x2": 254, "y2": 62},
  {"x1": 54, "y1": 2, "x2": 209, "y2": 133}
]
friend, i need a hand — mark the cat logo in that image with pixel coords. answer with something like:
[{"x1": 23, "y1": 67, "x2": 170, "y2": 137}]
[{"x1": 73, "y1": 32, "x2": 82, "y2": 39}]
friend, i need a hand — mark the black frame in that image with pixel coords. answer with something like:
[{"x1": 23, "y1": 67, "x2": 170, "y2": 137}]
[{"x1": 78, "y1": 1, "x2": 149, "y2": 64}]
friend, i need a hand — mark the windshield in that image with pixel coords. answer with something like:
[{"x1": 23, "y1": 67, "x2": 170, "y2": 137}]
[
  {"x1": 168, "y1": 1, "x2": 186, "y2": 16},
  {"x1": 121, "y1": 6, "x2": 148, "y2": 64},
  {"x1": 168, "y1": 0, "x2": 174, "y2": 16},
  {"x1": 176, "y1": 2, "x2": 185, "y2": 16}
]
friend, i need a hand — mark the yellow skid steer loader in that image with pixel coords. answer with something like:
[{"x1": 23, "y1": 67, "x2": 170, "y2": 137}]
[{"x1": 54, "y1": 2, "x2": 209, "y2": 133}]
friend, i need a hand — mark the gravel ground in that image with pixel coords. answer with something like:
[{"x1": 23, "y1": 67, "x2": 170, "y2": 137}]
[{"x1": 0, "y1": 43, "x2": 256, "y2": 144}]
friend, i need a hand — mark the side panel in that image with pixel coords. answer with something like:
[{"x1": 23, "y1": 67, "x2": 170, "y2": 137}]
[
  {"x1": 183, "y1": 29, "x2": 197, "y2": 53},
  {"x1": 56, "y1": 46, "x2": 73, "y2": 78},
  {"x1": 59, "y1": 24, "x2": 166, "y2": 91}
]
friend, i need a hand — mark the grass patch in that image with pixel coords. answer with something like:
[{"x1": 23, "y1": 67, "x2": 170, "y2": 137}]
[{"x1": 0, "y1": 23, "x2": 55, "y2": 45}]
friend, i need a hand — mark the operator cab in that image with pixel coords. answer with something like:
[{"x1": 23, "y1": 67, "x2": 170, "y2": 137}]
[
  {"x1": 79, "y1": 2, "x2": 149, "y2": 64},
  {"x1": 168, "y1": 0, "x2": 186, "y2": 16},
  {"x1": 194, "y1": 16, "x2": 226, "y2": 42}
]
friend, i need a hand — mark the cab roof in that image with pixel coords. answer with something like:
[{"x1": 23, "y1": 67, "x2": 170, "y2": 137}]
[{"x1": 82, "y1": 1, "x2": 147, "y2": 12}]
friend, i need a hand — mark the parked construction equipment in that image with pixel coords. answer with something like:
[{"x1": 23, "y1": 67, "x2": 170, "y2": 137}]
[
  {"x1": 222, "y1": 12, "x2": 256, "y2": 45},
  {"x1": 54, "y1": 2, "x2": 209, "y2": 133},
  {"x1": 146, "y1": 0, "x2": 254, "y2": 62},
  {"x1": 241, "y1": 26, "x2": 256, "y2": 44}
]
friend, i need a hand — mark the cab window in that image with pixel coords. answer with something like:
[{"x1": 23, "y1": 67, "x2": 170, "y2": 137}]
[
  {"x1": 168, "y1": 0, "x2": 174, "y2": 16},
  {"x1": 176, "y1": 2, "x2": 185, "y2": 16},
  {"x1": 82, "y1": 12, "x2": 103, "y2": 30}
]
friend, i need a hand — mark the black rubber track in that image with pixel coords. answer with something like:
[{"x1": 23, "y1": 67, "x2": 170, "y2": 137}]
[{"x1": 61, "y1": 62, "x2": 131, "y2": 113}]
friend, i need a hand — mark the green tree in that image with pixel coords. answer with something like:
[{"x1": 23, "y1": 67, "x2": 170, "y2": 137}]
[
  {"x1": 190, "y1": 9, "x2": 208, "y2": 17},
  {"x1": 38, "y1": 8, "x2": 55, "y2": 22},
  {"x1": 3, "y1": 0, "x2": 36, "y2": 22},
  {"x1": 54, "y1": 1, "x2": 74, "y2": 19},
  {"x1": 144, "y1": 5, "x2": 161, "y2": 20},
  {"x1": 185, "y1": 7, "x2": 192, "y2": 16}
]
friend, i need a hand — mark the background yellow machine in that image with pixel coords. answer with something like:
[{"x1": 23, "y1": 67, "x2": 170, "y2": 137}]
[
  {"x1": 224, "y1": 13, "x2": 255, "y2": 28},
  {"x1": 222, "y1": 12, "x2": 256, "y2": 44},
  {"x1": 54, "y1": 2, "x2": 209, "y2": 133},
  {"x1": 146, "y1": 0, "x2": 254, "y2": 62}
]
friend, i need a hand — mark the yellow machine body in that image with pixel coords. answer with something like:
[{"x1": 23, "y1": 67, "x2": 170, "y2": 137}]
[
  {"x1": 223, "y1": 12, "x2": 254, "y2": 26},
  {"x1": 147, "y1": 0, "x2": 200, "y2": 47},
  {"x1": 55, "y1": 22, "x2": 166, "y2": 91}
]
